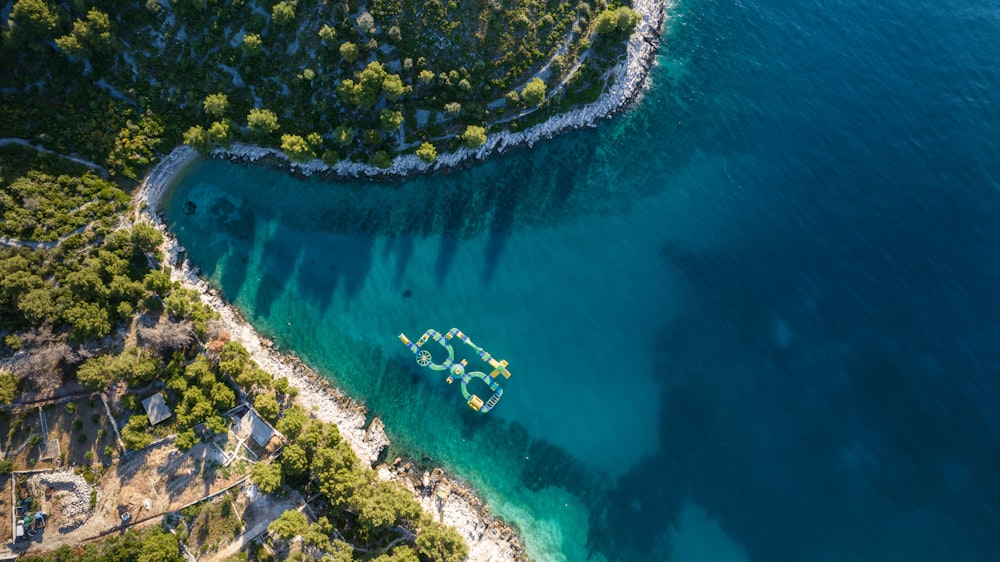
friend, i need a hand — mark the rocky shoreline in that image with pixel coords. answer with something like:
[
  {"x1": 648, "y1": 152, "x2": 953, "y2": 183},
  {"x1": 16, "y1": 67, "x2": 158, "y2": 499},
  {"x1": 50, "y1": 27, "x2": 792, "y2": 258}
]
[
  {"x1": 137, "y1": 147, "x2": 526, "y2": 561},
  {"x1": 134, "y1": 3, "x2": 668, "y2": 559},
  {"x1": 212, "y1": 0, "x2": 667, "y2": 180}
]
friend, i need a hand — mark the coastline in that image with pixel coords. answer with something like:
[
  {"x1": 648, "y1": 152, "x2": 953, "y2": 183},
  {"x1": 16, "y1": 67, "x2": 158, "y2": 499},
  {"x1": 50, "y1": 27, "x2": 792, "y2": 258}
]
[
  {"x1": 133, "y1": 2, "x2": 668, "y2": 559},
  {"x1": 137, "y1": 147, "x2": 525, "y2": 561},
  {"x1": 213, "y1": 0, "x2": 667, "y2": 179}
]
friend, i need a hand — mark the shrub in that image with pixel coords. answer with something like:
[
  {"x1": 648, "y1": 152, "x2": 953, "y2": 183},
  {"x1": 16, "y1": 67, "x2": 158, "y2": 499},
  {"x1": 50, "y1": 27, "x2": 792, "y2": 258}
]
[
  {"x1": 416, "y1": 142, "x2": 437, "y2": 163},
  {"x1": 460, "y1": 125, "x2": 487, "y2": 148},
  {"x1": 370, "y1": 150, "x2": 393, "y2": 168}
]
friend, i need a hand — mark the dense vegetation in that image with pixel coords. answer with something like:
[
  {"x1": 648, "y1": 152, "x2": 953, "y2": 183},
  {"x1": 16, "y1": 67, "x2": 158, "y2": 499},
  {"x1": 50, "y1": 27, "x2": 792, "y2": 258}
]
[
  {"x1": 1, "y1": 0, "x2": 640, "y2": 169},
  {"x1": 0, "y1": 145, "x2": 466, "y2": 560},
  {"x1": 254, "y1": 387, "x2": 468, "y2": 562},
  {"x1": 17, "y1": 526, "x2": 184, "y2": 562}
]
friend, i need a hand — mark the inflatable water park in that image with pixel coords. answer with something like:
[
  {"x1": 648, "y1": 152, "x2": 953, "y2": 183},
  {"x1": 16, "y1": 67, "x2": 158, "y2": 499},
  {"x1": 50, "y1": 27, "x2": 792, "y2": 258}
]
[{"x1": 398, "y1": 328, "x2": 512, "y2": 413}]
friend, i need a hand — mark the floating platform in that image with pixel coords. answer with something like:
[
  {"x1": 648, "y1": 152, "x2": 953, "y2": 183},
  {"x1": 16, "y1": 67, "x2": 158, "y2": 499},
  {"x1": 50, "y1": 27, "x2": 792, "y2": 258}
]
[{"x1": 398, "y1": 328, "x2": 512, "y2": 414}]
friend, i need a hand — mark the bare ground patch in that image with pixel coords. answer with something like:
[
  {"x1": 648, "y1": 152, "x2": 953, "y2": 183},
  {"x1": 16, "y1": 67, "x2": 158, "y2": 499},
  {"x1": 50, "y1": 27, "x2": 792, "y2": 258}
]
[{"x1": 10, "y1": 438, "x2": 249, "y2": 555}]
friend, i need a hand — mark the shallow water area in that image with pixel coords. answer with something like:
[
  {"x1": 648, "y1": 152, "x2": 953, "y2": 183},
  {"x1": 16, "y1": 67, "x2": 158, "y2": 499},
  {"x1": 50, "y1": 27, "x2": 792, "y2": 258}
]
[{"x1": 163, "y1": 0, "x2": 1000, "y2": 559}]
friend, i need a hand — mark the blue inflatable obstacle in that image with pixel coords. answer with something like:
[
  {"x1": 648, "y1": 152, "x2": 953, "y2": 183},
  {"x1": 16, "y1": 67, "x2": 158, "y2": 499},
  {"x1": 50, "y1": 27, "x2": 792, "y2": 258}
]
[{"x1": 398, "y1": 328, "x2": 512, "y2": 413}]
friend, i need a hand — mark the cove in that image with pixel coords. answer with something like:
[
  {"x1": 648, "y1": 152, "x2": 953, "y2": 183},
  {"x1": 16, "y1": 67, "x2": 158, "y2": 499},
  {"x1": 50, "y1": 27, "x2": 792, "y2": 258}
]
[{"x1": 162, "y1": 0, "x2": 1000, "y2": 559}]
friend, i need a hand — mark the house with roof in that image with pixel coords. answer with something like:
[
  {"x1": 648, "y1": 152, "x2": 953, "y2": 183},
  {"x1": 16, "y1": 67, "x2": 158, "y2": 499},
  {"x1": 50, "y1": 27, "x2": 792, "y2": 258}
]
[{"x1": 141, "y1": 393, "x2": 172, "y2": 426}]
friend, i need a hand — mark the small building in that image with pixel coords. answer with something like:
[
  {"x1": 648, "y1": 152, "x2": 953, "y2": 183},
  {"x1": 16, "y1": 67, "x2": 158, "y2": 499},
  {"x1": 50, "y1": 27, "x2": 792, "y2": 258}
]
[
  {"x1": 141, "y1": 393, "x2": 172, "y2": 426},
  {"x1": 230, "y1": 406, "x2": 283, "y2": 460},
  {"x1": 235, "y1": 409, "x2": 276, "y2": 450}
]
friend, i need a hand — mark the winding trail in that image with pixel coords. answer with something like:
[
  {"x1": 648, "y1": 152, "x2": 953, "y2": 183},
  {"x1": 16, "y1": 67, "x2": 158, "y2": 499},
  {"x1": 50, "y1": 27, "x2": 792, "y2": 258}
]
[{"x1": 0, "y1": 138, "x2": 109, "y2": 177}]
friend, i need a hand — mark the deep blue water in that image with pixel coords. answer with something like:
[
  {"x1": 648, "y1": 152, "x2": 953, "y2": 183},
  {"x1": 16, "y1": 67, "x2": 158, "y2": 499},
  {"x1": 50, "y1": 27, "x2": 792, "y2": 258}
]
[{"x1": 162, "y1": 0, "x2": 1000, "y2": 559}]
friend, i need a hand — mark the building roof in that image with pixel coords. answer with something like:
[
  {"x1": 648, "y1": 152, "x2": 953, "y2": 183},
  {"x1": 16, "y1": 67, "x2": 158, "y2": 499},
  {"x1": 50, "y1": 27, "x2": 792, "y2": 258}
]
[
  {"x1": 141, "y1": 393, "x2": 172, "y2": 425},
  {"x1": 236, "y1": 409, "x2": 275, "y2": 448}
]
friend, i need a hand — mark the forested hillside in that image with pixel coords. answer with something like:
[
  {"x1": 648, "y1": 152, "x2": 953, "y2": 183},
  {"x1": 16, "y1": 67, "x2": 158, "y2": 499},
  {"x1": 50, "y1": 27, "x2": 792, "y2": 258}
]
[{"x1": 2, "y1": 0, "x2": 640, "y2": 168}]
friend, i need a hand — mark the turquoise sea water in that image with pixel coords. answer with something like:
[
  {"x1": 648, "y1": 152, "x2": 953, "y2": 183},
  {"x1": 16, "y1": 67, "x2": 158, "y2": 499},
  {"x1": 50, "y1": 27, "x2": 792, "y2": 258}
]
[{"x1": 163, "y1": 0, "x2": 1000, "y2": 559}]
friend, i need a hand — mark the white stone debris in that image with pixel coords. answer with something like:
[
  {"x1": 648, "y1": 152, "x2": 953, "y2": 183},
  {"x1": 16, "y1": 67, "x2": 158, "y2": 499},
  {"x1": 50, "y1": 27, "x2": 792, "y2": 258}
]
[{"x1": 28, "y1": 471, "x2": 93, "y2": 529}]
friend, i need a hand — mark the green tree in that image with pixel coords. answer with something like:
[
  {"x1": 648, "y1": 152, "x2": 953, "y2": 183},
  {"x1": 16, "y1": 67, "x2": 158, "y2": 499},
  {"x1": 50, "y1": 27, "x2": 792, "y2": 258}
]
[
  {"x1": 371, "y1": 546, "x2": 420, "y2": 562},
  {"x1": 18, "y1": 287, "x2": 59, "y2": 325},
  {"x1": 341, "y1": 61, "x2": 392, "y2": 108},
  {"x1": 339, "y1": 41, "x2": 359, "y2": 63},
  {"x1": 333, "y1": 125, "x2": 354, "y2": 146},
  {"x1": 416, "y1": 519, "x2": 468, "y2": 562},
  {"x1": 247, "y1": 108, "x2": 280, "y2": 137},
  {"x1": 236, "y1": 366, "x2": 272, "y2": 395},
  {"x1": 460, "y1": 125, "x2": 487, "y2": 149},
  {"x1": 298, "y1": 419, "x2": 338, "y2": 455},
  {"x1": 106, "y1": 111, "x2": 164, "y2": 179},
  {"x1": 143, "y1": 270, "x2": 173, "y2": 296},
  {"x1": 521, "y1": 77, "x2": 546, "y2": 107},
  {"x1": 324, "y1": 539, "x2": 356, "y2": 562},
  {"x1": 203, "y1": 93, "x2": 229, "y2": 118},
  {"x1": 78, "y1": 9, "x2": 112, "y2": 52},
  {"x1": 65, "y1": 267, "x2": 109, "y2": 301},
  {"x1": 210, "y1": 382, "x2": 235, "y2": 410},
  {"x1": 205, "y1": 414, "x2": 228, "y2": 434},
  {"x1": 416, "y1": 142, "x2": 437, "y2": 163},
  {"x1": 594, "y1": 7, "x2": 641, "y2": 35},
  {"x1": 303, "y1": 516, "x2": 333, "y2": 549},
  {"x1": 131, "y1": 222, "x2": 163, "y2": 255},
  {"x1": 254, "y1": 392, "x2": 280, "y2": 423},
  {"x1": 370, "y1": 151, "x2": 393, "y2": 169},
  {"x1": 281, "y1": 443, "x2": 309, "y2": 477},
  {"x1": 208, "y1": 120, "x2": 232, "y2": 146},
  {"x1": 174, "y1": 428, "x2": 197, "y2": 452},
  {"x1": 76, "y1": 354, "x2": 120, "y2": 389},
  {"x1": 218, "y1": 341, "x2": 250, "y2": 377},
  {"x1": 250, "y1": 461, "x2": 283, "y2": 493},
  {"x1": 382, "y1": 74, "x2": 407, "y2": 101},
  {"x1": 379, "y1": 109, "x2": 404, "y2": 130},
  {"x1": 56, "y1": 8, "x2": 114, "y2": 57},
  {"x1": 137, "y1": 528, "x2": 183, "y2": 562},
  {"x1": 312, "y1": 441, "x2": 361, "y2": 506},
  {"x1": 0, "y1": 371, "x2": 18, "y2": 404},
  {"x1": 5, "y1": 0, "x2": 58, "y2": 46},
  {"x1": 351, "y1": 480, "x2": 423, "y2": 532},
  {"x1": 121, "y1": 414, "x2": 153, "y2": 450},
  {"x1": 271, "y1": 1, "x2": 295, "y2": 25},
  {"x1": 65, "y1": 301, "x2": 111, "y2": 341},
  {"x1": 276, "y1": 405, "x2": 307, "y2": 439},
  {"x1": 242, "y1": 33, "x2": 262, "y2": 56},
  {"x1": 364, "y1": 129, "x2": 383, "y2": 145},
  {"x1": 268, "y1": 509, "x2": 308, "y2": 539},
  {"x1": 319, "y1": 24, "x2": 337, "y2": 44},
  {"x1": 281, "y1": 134, "x2": 314, "y2": 162},
  {"x1": 418, "y1": 69, "x2": 435, "y2": 85},
  {"x1": 183, "y1": 125, "x2": 211, "y2": 153}
]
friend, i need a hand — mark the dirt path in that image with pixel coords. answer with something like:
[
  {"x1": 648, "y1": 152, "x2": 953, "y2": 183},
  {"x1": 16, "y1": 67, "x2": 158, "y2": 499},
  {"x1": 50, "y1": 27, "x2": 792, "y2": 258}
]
[
  {"x1": 204, "y1": 490, "x2": 303, "y2": 562},
  {"x1": 0, "y1": 138, "x2": 109, "y2": 176}
]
